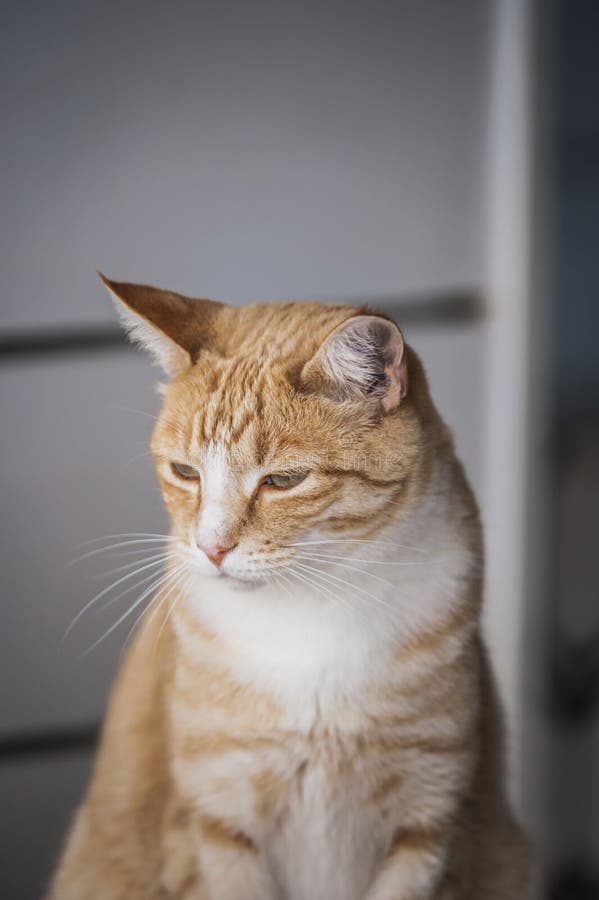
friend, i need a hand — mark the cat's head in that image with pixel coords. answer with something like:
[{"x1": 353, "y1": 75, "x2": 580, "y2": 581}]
[{"x1": 103, "y1": 275, "x2": 438, "y2": 587}]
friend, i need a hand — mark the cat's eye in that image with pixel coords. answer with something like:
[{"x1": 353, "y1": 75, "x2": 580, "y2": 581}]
[
  {"x1": 263, "y1": 471, "x2": 309, "y2": 489},
  {"x1": 171, "y1": 462, "x2": 201, "y2": 480}
]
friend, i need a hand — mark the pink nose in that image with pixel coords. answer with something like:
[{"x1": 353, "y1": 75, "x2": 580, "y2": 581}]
[{"x1": 197, "y1": 542, "x2": 237, "y2": 567}]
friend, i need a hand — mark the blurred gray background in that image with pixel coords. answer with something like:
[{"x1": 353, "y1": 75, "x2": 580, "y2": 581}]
[{"x1": 1, "y1": 1, "x2": 597, "y2": 898}]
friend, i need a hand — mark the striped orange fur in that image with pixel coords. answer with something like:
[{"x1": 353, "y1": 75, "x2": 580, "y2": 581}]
[{"x1": 49, "y1": 278, "x2": 536, "y2": 900}]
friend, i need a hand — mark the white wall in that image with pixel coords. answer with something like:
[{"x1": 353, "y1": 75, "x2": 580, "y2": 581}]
[{"x1": 1, "y1": 0, "x2": 490, "y2": 330}]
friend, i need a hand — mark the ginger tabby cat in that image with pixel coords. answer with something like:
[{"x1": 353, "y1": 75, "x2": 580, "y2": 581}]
[{"x1": 50, "y1": 276, "x2": 536, "y2": 900}]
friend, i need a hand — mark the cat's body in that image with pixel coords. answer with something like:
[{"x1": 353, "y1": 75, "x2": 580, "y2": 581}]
[{"x1": 50, "y1": 281, "x2": 535, "y2": 899}]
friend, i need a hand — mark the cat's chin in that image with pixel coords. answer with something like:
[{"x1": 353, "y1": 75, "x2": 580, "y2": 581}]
[
  {"x1": 213, "y1": 571, "x2": 265, "y2": 592},
  {"x1": 223, "y1": 575, "x2": 263, "y2": 592}
]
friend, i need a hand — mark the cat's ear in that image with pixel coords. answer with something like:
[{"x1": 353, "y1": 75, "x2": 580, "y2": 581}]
[
  {"x1": 99, "y1": 273, "x2": 224, "y2": 378},
  {"x1": 301, "y1": 315, "x2": 407, "y2": 412}
]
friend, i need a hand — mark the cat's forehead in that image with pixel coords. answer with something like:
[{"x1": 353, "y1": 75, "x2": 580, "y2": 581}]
[
  {"x1": 159, "y1": 354, "x2": 301, "y2": 459},
  {"x1": 156, "y1": 348, "x2": 351, "y2": 474},
  {"x1": 191, "y1": 355, "x2": 279, "y2": 451}
]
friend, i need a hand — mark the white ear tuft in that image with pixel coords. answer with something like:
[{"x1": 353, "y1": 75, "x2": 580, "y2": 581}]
[
  {"x1": 302, "y1": 315, "x2": 407, "y2": 412},
  {"x1": 111, "y1": 298, "x2": 190, "y2": 378}
]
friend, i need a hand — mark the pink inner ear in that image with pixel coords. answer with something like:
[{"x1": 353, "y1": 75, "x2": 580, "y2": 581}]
[
  {"x1": 382, "y1": 355, "x2": 408, "y2": 411},
  {"x1": 304, "y1": 314, "x2": 407, "y2": 411}
]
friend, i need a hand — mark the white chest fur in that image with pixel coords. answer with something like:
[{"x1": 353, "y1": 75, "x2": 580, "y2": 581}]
[{"x1": 269, "y1": 754, "x2": 383, "y2": 900}]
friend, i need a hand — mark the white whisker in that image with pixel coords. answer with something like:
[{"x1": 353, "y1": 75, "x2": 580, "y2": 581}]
[
  {"x1": 292, "y1": 561, "x2": 399, "y2": 621},
  {"x1": 154, "y1": 570, "x2": 194, "y2": 651},
  {"x1": 67, "y1": 536, "x2": 172, "y2": 568},
  {"x1": 79, "y1": 564, "x2": 187, "y2": 658},
  {"x1": 293, "y1": 550, "x2": 432, "y2": 567},
  {"x1": 76, "y1": 532, "x2": 171, "y2": 547},
  {"x1": 93, "y1": 551, "x2": 179, "y2": 579},
  {"x1": 296, "y1": 553, "x2": 394, "y2": 587},
  {"x1": 287, "y1": 539, "x2": 424, "y2": 552},
  {"x1": 121, "y1": 563, "x2": 189, "y2": 657},
  {"x1": 97, "y1": 561, "x2": 184, "y2": 614},
  {"x1": 285, "y1": 564, "x2": 343, "y2": 608},
  {"x1": 110, "y1": 405, "x2": 158, "y2": 422},
  {"x1": 271, "y1": 570, "x2": 295, "y2": 600},
  {"x1": 294, "y1": 561, "x2": 388, "y2": 605},
  {"x1": 63, "y1": 555, "x2": 180, "y2": 640}
]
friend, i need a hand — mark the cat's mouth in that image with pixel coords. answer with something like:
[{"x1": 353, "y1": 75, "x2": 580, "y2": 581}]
[{"x1": 181, "y1": 540, "x2": 275, "y2": 590}]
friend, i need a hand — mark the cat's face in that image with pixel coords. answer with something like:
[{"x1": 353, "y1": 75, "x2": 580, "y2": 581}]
[
  {"x1": 152, "y1": 356, "x2": 400, "y2": 585},
  {"x1": 103, "y1": 276, "x2": 433, "y2": 586}
]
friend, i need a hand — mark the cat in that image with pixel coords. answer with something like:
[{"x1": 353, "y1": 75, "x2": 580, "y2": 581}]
[{"x1": 49, "y1": 275, "x2": 536, "y2": 900}]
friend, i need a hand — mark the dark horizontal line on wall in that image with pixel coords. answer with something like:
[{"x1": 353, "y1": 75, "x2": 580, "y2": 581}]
[
  {"x1": 0, "y1": 327, "x2": 130, "y2": 362},
  {"x1": 0, "y1": 289, "x2": 484, "y2": 362},
  {"x1": 0, "y1": 724, "x2": 99, "y2": 762},
  {"x1": 368, "y1": 289, "x2": 484, "y2": 326}
]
